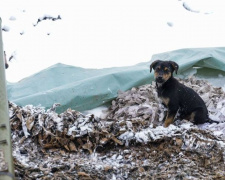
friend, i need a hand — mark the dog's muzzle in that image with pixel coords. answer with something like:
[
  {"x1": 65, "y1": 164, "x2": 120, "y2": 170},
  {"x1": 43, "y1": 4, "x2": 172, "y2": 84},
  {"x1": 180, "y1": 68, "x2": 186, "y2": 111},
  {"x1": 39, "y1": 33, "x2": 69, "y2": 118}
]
[{"x1": 156, "y1": 76, "x2": 164, "y2": 83}]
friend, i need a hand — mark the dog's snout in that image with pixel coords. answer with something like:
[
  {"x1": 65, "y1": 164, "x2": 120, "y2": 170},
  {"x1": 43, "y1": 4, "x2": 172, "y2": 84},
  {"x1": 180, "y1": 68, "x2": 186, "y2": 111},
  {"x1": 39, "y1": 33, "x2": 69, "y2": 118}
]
[
  {"x1": 157, "y1": 76, "x2": 163, "y2": 80},
  {"x1": 156, "y1": 76, "x2": 164, "y2": 83}
]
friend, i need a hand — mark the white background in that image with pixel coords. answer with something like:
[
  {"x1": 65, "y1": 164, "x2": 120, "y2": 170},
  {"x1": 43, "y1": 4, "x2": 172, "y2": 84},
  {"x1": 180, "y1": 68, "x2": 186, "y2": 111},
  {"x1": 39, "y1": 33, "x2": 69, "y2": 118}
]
[{"x1": 1, "y1": 0, "x2": 225, "y2": 82}]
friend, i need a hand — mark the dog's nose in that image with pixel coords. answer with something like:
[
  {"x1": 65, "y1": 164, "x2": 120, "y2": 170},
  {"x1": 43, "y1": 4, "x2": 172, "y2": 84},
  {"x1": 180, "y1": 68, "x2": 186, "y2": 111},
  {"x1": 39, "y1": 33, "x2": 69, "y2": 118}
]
[
  {"x1": 156, "y1": 76, "x2": 164, "y2": 83},
  {"x1": 157, "y1": 76, "x2": 163, "y2": 81}
]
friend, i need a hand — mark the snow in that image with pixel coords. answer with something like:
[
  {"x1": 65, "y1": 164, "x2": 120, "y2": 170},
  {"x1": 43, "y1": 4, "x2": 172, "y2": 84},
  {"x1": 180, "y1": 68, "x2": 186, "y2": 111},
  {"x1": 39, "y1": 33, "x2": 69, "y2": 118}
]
[
  {"x1": 13, "y1": 147, "x2": 30, "y2": 167},
  {"x1": 119, "y1": 131, "x2": 134, "y2": 146},
  {"x1": 9, "y1": 16, "x2": 16, "y2": 21},
  {"x1": 1, "y1": 0, "x2": 225, "y2": 82},
  {"x1": 183, "y1": 0, "x2": 224, "y2": 14},
  {"x1": 135, "y1": 131, "x2": 149, "y2": 143},
  {"x1": 2, "y1": 25, "x2": 10, "y2": 32},
  {"x1": 67, "y1": 126, "x2": 77, "y2": 136},
  {"x1": 83, "y1": 106, "x2": 108, "y2": 119},
  {"x1": 131, "y1": 124, "x2": 185, "y2": 143},
  {"x1": 21, "y1": 115, "x2": 30, "y2": 137}
]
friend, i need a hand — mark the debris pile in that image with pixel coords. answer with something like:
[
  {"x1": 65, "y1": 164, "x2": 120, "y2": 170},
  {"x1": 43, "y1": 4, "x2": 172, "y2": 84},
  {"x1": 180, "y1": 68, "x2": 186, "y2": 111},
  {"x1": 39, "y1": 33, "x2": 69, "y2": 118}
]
[
  {"x1": 107, "y1": 83, "x2": 165, "y2": 127},
  {"x1": 8, "y1": 77, "x2": 225, "y2": 179},
  {"x1": 107, "y1": 77, "x2": 225, "y2": 125},
  {"x1": 181, "y1": 77, "x2": 225, "y2": 123}
]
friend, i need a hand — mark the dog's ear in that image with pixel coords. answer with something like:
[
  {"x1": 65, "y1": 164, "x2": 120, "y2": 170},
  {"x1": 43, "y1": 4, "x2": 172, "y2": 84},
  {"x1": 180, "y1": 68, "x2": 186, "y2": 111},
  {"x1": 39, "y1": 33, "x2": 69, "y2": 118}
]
[
  {"x1": 169, "y1": 61, "x2": 179, "y2": 74},
  {"x1": 150, "y1": 60, "x2": 161, "y2": 73}
]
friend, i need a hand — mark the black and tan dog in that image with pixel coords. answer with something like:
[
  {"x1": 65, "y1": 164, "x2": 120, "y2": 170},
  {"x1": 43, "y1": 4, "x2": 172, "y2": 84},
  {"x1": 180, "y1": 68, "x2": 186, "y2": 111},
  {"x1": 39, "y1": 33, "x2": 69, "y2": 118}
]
[{"x1": 150, "y1": 60, "x2": 217, "y2": 127}]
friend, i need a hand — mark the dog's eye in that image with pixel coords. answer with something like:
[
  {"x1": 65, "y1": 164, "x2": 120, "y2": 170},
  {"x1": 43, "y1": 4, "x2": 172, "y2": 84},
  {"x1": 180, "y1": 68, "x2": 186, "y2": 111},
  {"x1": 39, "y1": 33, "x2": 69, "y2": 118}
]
[
  {"x1": 156, "y1": 67, "x2": 160, "y2": 71},
  {"x1": 164, "y1": 68, "x2": 169, "y2": 72}
]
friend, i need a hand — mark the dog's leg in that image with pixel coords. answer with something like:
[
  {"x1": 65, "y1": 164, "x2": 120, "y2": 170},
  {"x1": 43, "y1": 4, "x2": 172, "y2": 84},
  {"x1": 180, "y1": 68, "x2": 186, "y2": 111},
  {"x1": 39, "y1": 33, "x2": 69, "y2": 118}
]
[
  {"x1": 164, "y1": 112, "x2": 176, "y2": 127},
  {"x1": 164, "y1": 105, "x2": 178, "y2": 127},
  {"x1": 192, "y1": 108, "x2": 208, "y2": 124}
]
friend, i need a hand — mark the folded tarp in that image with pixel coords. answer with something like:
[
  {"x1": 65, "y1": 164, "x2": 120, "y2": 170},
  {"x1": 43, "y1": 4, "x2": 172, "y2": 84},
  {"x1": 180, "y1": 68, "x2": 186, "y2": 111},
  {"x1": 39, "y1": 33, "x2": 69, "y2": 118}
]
[{"x1": 7, "y1": 47, "x2": 225, "y2": 113}]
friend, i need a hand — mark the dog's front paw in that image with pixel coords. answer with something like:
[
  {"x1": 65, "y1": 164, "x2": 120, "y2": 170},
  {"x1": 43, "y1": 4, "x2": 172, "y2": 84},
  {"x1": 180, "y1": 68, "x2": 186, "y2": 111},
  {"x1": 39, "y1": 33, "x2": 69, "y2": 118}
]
[
  {"x1": 164, "y1": 117, "x2": 174, "y2": 127},
  {"x1": 164, "y1": 122, "x2": 170, "y2": 128}
]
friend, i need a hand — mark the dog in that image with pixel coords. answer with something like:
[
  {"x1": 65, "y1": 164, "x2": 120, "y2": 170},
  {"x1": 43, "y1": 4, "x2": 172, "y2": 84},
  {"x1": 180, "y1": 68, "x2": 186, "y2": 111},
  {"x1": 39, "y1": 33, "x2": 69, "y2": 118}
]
[{"x1": 150, "y1": 60, "x2": 217, "y2": 127}]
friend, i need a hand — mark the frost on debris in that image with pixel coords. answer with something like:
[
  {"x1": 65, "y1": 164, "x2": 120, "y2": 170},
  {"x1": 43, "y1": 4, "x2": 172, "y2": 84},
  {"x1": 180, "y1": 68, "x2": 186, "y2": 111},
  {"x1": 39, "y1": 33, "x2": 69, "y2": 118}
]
[{"x1": 9, "y1": 77, "x2": 225, "y2": 179}]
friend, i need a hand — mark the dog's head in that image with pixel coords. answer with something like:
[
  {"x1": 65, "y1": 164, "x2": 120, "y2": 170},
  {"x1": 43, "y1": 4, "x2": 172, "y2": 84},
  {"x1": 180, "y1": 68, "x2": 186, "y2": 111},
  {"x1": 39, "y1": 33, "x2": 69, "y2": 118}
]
[{"x1": 150, "y1": 60, "x2": 179, "y2": 84}]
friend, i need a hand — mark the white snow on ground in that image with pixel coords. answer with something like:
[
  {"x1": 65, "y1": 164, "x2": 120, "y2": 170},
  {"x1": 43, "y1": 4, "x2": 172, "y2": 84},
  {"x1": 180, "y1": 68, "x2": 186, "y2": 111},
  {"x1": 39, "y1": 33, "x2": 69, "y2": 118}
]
[
  {"x1": 106, "y1": 110, "x2": 225, "y2": 143},
  {"x1": 83, "y1": 106, "x2": 109, "y2": 119},
  {"x1": 1, "y1": 0, "x2": 225, "y2": 82}
]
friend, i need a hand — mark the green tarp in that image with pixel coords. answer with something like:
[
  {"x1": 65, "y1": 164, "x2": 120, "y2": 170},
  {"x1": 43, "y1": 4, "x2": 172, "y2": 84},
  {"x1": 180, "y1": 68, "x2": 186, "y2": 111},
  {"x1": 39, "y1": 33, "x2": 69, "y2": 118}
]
[{"x1": 7, "y1": 47, "x2": 225, "y2": 113}]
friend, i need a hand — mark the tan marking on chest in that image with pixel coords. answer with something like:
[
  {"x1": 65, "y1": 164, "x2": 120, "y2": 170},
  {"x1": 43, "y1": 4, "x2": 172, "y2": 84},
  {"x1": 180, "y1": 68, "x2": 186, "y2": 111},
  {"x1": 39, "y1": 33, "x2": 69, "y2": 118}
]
[
  {"x1": 190, "y1": 112, "x2": 196, "y2": 122},
  {"x1": 161, "y1": 97, "x2": 170, "y2": 106}
]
